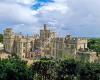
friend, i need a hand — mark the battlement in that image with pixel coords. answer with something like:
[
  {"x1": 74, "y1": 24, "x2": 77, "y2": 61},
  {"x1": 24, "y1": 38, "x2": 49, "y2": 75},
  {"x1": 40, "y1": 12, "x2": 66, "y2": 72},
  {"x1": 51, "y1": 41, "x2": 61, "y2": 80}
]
[
  {"x1": 5, "y1": 28, "x2": 12, "y2": 31},
  {"x1": 3, "y1": 24, "x2": 88, "y2": 59},
  {"x1": 56, "y1": 37, "x2": 64, "y2": 41}
]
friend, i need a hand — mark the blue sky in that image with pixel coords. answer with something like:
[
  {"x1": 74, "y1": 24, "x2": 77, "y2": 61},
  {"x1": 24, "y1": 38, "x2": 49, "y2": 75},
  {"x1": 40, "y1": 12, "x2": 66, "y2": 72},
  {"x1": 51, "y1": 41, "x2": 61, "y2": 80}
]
[
  {"x1": 0, "y1": 0, "x2": 100, "y2": 37},
  {"x1": 32, "y1": 0, "x2": 54, "y2": 10}
]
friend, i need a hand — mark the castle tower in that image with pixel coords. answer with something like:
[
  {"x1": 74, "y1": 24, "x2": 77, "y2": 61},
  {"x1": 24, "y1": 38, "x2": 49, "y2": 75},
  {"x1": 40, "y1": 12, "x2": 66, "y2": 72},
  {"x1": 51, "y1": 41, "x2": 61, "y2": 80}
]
[
  {"x1": 39, "y1": 24, "x2": 57, "y2": 58},
  {"x1": 3, "y1": 28, "x2": 15, "y2": 53},
  {"x1": 40, "y1": 24, "x2": 50, "y2": 40},
  {"x1": 76, "y1": 38, "x2": 88, "y2": 51},
  {"x1": 44, "y1": 24, "x2": 47, "y2": 30},
  {"x1": 40, "y1": 24, "x2": 56, "y2": 40}
]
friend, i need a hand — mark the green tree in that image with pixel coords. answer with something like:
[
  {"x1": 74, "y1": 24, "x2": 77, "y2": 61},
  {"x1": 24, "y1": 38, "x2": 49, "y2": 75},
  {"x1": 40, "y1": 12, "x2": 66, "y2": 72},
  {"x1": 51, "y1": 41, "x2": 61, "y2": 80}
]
[
  {"x1": 56, "y1": 59, "x2": 79, "y2": 80},
  {"x1": 87, "y1": 38, "x2": 100, "y2": 54},
  {"x1": 79, "y1": 62, "x2": 100, "y2": 80},
  {"x1": 32, "y1": 58, "x2": 56, "y2": 80},
  {"x1": 0, "y1": 57, "x2": 33, "y2": 80},
  {"x1": 0, "y1": 34, "x2": 3, "y2": 42}
]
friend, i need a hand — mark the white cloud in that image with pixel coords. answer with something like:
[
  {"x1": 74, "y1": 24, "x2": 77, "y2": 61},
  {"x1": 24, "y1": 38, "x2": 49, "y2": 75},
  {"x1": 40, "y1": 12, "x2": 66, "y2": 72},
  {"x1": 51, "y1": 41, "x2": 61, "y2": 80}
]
[
  {"x1": 0, "y1": 0, "x2": 100, "y2": 37},
  {"x1": 0, "y1": 1, "x2": 41, "y2": 34},
  {"x1": 0, "y1": 3, "x2": 36, "y2": 24},
  {"x1": 0, "y1": 0, "x2": 35, "y2": 5},
  {"x1": 35, "y1": 0, "x2": 72, "y2": 36},
  {"x1": 17, "y1": 0, "x2": 35, "y2": 5},
  {"x1": 36, "y1": 0, "x2": 100, "y2": 37}
]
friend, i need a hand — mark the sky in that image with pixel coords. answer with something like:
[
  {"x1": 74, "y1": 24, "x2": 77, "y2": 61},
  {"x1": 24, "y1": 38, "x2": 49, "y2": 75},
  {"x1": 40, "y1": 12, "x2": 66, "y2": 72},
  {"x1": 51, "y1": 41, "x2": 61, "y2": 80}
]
[{"x1": 0, "y1": 0, "x2": 100, "y2": 37}]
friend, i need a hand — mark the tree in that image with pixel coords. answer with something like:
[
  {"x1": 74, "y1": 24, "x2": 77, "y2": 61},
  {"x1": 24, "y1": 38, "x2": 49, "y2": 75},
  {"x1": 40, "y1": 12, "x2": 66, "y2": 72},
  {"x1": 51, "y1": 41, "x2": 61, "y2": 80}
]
[
  {"x1": 32, "y1": 58, "x2": 56, "y2": 80},
  {"x1": 87, "y1": 38, "x2": 100, "y2": 54},
  {"x1": 0, "y1": 57, "x2": 33, "y2": 80},
  {"x1": 0, "y1": 34, "x2": 3, "y2": 43},
  {"x1": 79, "y1": 62, "x2": 100, "y2": 80},
  {"x1": 56, "y1": 59, "x2": 79, "y2": 80}
]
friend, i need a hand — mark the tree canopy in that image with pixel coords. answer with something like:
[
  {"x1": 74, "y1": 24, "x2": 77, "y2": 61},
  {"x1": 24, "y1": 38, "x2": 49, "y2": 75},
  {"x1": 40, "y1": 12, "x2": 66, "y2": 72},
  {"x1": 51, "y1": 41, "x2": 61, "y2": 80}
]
[
  {"x1": 88, "y1": 38, "x2": 100, "y2": 54},
  {"x1": 0, "y1": 57, "x2": 100, "y2": 80},
  {"x1": 0, "y1": 57, "x2": 33, "y2": 80},
  {"x1": 0, "y1": 34, "x2": 3, "y2": 43}
]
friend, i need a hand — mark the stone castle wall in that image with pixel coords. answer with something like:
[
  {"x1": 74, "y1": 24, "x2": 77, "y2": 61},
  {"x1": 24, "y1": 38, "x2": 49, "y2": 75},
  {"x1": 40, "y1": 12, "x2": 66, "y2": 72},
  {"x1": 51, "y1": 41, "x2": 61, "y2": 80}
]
[{"x1": 3, "y1": 25, "x2": 88, "y2": 59}]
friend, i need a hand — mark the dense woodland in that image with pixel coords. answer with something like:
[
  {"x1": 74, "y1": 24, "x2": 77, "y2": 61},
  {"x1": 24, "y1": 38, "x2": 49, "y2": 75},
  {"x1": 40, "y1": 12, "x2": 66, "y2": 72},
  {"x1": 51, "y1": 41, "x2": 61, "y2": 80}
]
[{"x1": 0, "y1": 57, "x2": 100, "y2": 80}]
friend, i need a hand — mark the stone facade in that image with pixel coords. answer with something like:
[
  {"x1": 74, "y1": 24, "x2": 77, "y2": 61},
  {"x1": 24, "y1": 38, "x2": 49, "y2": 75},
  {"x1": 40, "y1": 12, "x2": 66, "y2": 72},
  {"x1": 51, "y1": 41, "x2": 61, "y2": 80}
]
[
  {"x1": 3, "y1": 24, "x2": 88, "y2": 59},
  {"x1": 3, "y1": 28, "x2": 15, "y2": 53},
  {"x1": 76, "y1": 51, "x2": 98, "y2": 63},
  {"x1": 0, "y1": 43, "x2": 3, "y2": 50}
]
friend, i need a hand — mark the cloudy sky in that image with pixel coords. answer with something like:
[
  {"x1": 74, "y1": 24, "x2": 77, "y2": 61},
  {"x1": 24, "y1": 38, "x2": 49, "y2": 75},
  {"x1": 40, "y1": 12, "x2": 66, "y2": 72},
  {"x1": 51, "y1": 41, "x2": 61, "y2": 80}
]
[{"x1": 0, "y1": 0, "x2": 100, "y2": 37}]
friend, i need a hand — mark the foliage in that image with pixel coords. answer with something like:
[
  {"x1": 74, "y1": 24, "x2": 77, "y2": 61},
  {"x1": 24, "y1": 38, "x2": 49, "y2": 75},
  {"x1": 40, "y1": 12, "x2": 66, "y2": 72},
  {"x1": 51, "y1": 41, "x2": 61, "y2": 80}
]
[
  {"x1": 79, "y1": 62, "x2": 100, "y2": 80},
  {"x1": 87, "y1": 38, "x2": 100, "y2": 54},
  {"x1": 0, "y1": 57, "x2": 100, "y2": 80},
  {"x1": 0, "y1": 34, "x2": 3, "y2": 43},
  {"x1": 56, "y1": 59, "x2": 79, "y2": 80},
  {"x1": 32, "y1": 59, "x2": 56, "y2": 80},
  {"x1": 0, "y1": 57, "x2": 33, "y2": 80},
  {"x1": 32, "y1": 58, "x2": 100, "y2": 80}
]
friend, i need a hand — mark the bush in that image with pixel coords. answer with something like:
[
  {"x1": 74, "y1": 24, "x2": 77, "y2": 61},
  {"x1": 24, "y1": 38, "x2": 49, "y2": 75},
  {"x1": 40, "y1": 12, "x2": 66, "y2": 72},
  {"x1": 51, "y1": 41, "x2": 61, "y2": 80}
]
[{"x1": 0, "y1": 58, "x2": 33, "y2": 80}]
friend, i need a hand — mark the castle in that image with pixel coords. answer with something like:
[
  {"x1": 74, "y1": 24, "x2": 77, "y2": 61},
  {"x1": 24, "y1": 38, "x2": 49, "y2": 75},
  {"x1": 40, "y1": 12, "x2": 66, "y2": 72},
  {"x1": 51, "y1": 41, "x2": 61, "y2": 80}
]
[{"x1": 3, "y1": 24, "x2": 88, "y2": 59}]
